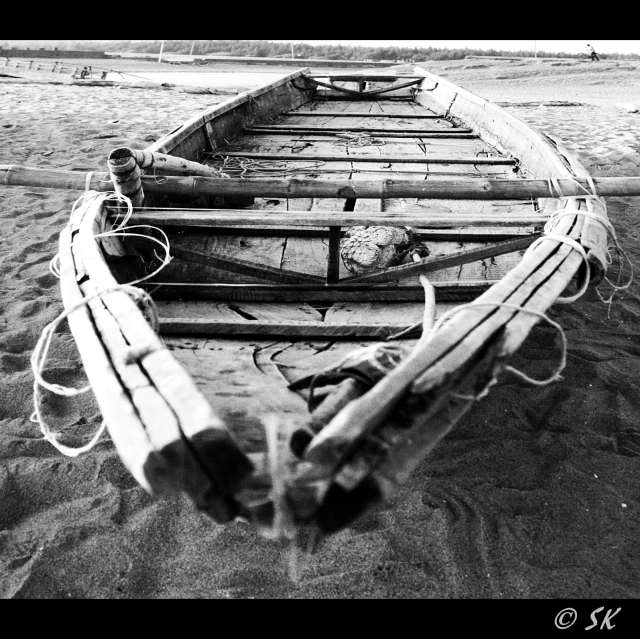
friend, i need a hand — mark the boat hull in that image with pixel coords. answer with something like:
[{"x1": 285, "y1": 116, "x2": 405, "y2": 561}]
[{"x1": 56, "y1": 67, "x2": 611, "y2": 535}]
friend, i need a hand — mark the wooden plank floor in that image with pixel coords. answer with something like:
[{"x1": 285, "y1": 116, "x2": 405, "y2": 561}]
[{"x1": 155, "y1": 96, "x2": 540, "y2": 335}]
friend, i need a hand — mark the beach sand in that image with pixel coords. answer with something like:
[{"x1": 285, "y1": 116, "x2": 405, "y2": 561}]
[{"x1": 1, "y1": 58, "x2": 639, "y2": 599}]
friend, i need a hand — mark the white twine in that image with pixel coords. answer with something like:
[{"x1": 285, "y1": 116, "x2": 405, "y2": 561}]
[{"x1": 261, "y1": 414, "x2": 296, "y2": 541}]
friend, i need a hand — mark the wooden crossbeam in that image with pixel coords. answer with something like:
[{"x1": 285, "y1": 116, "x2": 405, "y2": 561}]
[
  {"x1": 20, "y1": 165, "x2": 640, "y2": 200},
  {"x1": 315, "y1": 96, "x2": 416, "y2": 102},
  {"x1": 305, "y1": 75, "x2": 425, "y2": 81},
  {"x1": 248, "y1": 124, "x2": 470, "y2": 135},
  {"x1": 148, "y1": 282, "x2": 496, "y2": 303},
  {"x1": 247, "y1": 128, "x2": 476, "y2": 139},
  {"x1": 361, "y1": 79, "x2": 426, "y2": 96},
  {"x1": 216, "y1": 152, "x2": 514, "y2": 165},
  {"x1": 158, "y1": 318, "x2": 415, "y2": 339},
  {"x1": 339, "y1": 235, "x2": 540, "y2": 285},
  {"x1": 153, "y1": 226, "x2": 536, "y2": 241},
  {"x1": 284, "y1": 112, "x2": 445, "y2": 119},
  {"x1": 307, "y1": 77, "x2": 422, "y2": 97}
]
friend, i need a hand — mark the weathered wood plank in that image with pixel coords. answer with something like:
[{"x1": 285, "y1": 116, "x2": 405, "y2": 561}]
[
  {"x1": 296, "y1": 211, "x2": 597, "y2": 506},
  {"x1": 148, "y1": 282, "x2": 495, "y2": 303},
  {"x1": 324, "y1": 302, "x2": 425, "y2": 325},
  {"x1": 168, "y1": 243, "x2": 324, "y2": 285},
  {"x1": 146, "y1": 69, "x2": 313, "y2": 159},
  {"x1": 248, "y1": 128, "x2": 476, "y2": 140},
  {"x1": 74, "y1": 199, "x2": 255, "y2": 520},
  {"x1": 251, "y1": 123, "x2": 468, "y2": 133},
  {"x1": 128, "y1": 209, "x2": 546, "y2": 228},
  {"x1": 58, "y1": 214, "x2": 162, "y2": 495},
  {"x1": 216, "y1": 152, "x2": 516, "y2": 165},
  {"x1": 284, "y1": 111, "x2": 444, "y2": 119},
  {"x1": 159, "y1": 318, "x2": 416, "y2": 339},
  {"x1": 165, "y1": 339, "x2": 309, "y2": 451},
  {"x1": 305, "y1": 75, "x2": 425, "y2": 81},
  {"x1": 155, "y1": 232, "x2": 295, "y2": 285},
  {"x1": 155, "y1": 300, "x2": 323, "y2": 322}
]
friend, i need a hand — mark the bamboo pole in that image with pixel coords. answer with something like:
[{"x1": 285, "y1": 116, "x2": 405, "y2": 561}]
[
  {"x1": 3, "y1": 165, "x2": 640, "y2": 199},
  {"x1": 107, "y1": 148, "x2": 144, "y2": 207},
  {"x1": 120, "y1": 147, "x2": 225, "y2": 177}
]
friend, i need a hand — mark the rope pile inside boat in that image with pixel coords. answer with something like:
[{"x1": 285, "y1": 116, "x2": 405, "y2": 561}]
[
  {"x1": 33, "y1": 191, "x2": 171, "y2": 457},
  {"x1": 334, "y1": 132, "x2": 385, "y2": 148},
  {"x1": 213, "y1": 154, "x2": 326, "y2": 178}
]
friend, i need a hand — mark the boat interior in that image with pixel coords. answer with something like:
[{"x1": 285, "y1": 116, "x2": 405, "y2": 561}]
[{"x1": 58, "y1": 69, "x2": 605, "y2": 531}]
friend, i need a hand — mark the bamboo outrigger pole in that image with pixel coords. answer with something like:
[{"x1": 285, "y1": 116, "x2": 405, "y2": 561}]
[{"x1": 3, "y1": 164, "x2": 640, "y2": 199}]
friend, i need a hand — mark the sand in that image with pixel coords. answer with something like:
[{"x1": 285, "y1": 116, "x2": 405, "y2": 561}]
[{"x1": 1, "y1": 58, "x2": 639, "y2": 599}]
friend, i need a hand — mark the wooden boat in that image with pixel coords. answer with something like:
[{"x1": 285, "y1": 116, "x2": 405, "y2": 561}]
[{"x1": 5, "y1": 67, "x2": 630, "y2": 538}]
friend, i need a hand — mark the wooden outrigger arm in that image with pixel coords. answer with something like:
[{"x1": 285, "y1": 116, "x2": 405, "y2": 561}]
[
  {"x1": 301, "y1": 75, "x2": 423, "y2": 98},
  {"x1": 4, "y1": 164, "x2": 640, "y2": 198},
  {"x1": 286, "y1": 196, "x2": 613, "y2": 533}
]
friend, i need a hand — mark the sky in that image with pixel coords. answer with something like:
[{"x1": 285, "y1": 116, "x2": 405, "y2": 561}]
[{"x1": 270, "y1": 40, "x2": 640, "y2": 55}]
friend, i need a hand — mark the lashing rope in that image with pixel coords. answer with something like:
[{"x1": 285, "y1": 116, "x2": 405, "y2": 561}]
[{"x1": 334, "y1": 131, "x2": 385, "y2": 148}]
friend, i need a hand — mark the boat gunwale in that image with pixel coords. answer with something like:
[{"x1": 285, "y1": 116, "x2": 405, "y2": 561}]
[{"x1": 146, "y1": 67, "x2": 312, "y2": 156}]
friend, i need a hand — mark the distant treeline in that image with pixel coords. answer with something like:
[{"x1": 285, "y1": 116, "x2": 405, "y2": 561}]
[
  {"x1": 5, "y1": 40, "x2": 639, "y2": 61},
  {"x1": 97, "y1": 40, "x2": 640, "y2": 61}
]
